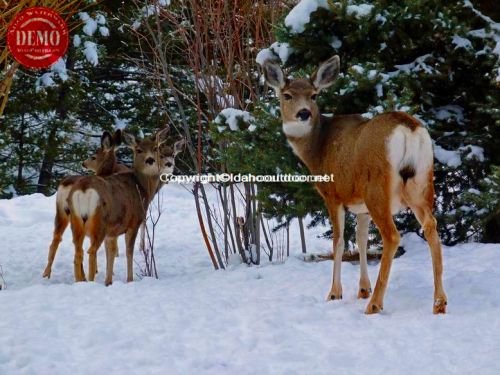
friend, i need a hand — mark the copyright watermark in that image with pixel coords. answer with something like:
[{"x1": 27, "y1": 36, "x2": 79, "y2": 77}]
[{"x1": 160, "y1": 173, "x2": 335, "y2": 184}]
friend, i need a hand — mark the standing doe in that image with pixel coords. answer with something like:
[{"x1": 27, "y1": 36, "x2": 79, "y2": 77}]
[
  {"x1": 263, "y1": 55, "x2": 447, "y2": 314},
  {"x1": 43, "y1": 130, "x2": 128, "y2": 279},
  {"x1": 67, "y1": 128, "x2": 170, "y2": 285}
]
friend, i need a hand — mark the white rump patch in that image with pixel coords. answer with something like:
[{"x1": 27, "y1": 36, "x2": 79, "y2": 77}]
[
  {"x1": 283, "y1": 121, "x2": 312, "y2": 138},
  {"x1": 56, "y1": 185, "x2": 72, "y2": 213},
  {"x1": 71, "y1": 189, "x2": 100, "y2": 220},
  {"x1": 386, "y1": 125, "x2": 433, "y2": 176}
]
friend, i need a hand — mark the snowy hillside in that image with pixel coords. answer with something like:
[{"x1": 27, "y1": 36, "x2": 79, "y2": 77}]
[{"x1": 1, "y1": 185, "x2": 499, "y2": 374}]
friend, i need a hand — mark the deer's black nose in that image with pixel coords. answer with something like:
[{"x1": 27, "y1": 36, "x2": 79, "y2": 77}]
[
  {"x1": 165, "y1": 162, "x2": 173, "y2": 168},
  {"x1": 297, "y1": 109, "x2": 311, "y2": 121},
  {"x1": 145, "y1": 157, "x2": 155, "y2": 165}
]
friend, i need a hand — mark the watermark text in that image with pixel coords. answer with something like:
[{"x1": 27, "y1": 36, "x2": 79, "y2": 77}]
[{"x1": 160, "y1": 173, "x2": 335, "y2": 184}]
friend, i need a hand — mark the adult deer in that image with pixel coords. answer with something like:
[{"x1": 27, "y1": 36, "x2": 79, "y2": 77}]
[
  {"x1": 67, "y1": 128, "x2": 174, "y2": 285},
  {"x1": 263, "y1": 56, "x2": 447, "y2": 314},
  {"x1": 43, "y1": 130, "x2": 128, "y2": 279}
]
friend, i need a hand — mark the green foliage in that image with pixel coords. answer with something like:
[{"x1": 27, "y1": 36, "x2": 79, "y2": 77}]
[
  {"x1": 262, "y1": 0, "x2": 500, "y2": 244},
  {"x1": 210, "y1": 104, "x2": 327, "y2": 231}
]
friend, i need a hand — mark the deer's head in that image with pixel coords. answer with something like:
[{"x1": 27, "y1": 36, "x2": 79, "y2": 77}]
[
  {"x1": 263, "y1": 56, "x2": 340, "y2": 138},
  {"x1": 160, "y1": 138, "x2": 186, "y2": 175},
  {"x1": 123, "y1": 127, "x2": 170, "y2": 176},
  {"x1": 83, "y1": 130, "x2": 121, "y2": 174}
]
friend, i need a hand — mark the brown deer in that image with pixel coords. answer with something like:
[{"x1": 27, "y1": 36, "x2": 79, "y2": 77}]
[
  {"x1": 263, "y1": 56, "x2": 447, "y2": 314},
  {"x1": 67, "y1": 128, "x2": 170, "y2": 285},
  {"x1": 43, "y1": 130, "x2": 128, "y2": 279}
]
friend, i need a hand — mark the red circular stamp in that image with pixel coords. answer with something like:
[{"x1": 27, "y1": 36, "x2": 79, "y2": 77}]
[{"x1": 7, "y1": 7, "x2": 69, "y2": 69}]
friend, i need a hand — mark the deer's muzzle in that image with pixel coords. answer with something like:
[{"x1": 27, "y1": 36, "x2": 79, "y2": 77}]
[{"x1": 297, "y1": 109, "x2": 312, "y2": 121}]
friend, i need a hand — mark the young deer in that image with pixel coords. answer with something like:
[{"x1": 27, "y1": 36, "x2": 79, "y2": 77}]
[
  {"x1": 43, "y1": 130, "x2": 128, "y2": 279},
  {"x1": 263, "y1": 56, "x2": 447, "y2": 314},
  {"x1": 67, "y1": 128, "x2": 170, "y2": 285}
]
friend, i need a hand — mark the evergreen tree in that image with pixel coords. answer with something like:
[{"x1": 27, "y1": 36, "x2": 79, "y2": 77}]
[{"x1": 250, "y1": 0, "x2": 500, "y2": 244}]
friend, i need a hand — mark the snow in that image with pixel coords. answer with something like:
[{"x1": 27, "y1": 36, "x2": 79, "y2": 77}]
[
  {"x1": 132, "y1": 1, "x2": 171, "y2": 29},
  {"x1": 256, "y1": 42, "x2": 292, "y2": 65},
  {"x1": 1, "y1": 188, "x2": 500, "y2": 373},
  {"x1": 394, "y1": 54, "x2": 436, "y2": 75},
  {"x1": 452, "y1": 35, "x2": 472, "y2": 50},
  {"x1": 79, "y1": 12, "x2": 98, "y2": 36},
  {"x1": 284, "y1": 0, "x2": 329, "y2": 34},
  {"x1": 434, "y1": 144, "x2": 462, "y2": 168},
  {"x1": 34, "y1": 59, "x2": 69, "y2": 90},
  {"x1": 195, "y1": 75, "x2": 236, "y2": 109},
  {"x1": 196, "y1": 75, "x2": 224, "y2": 94},
  {"x1": 215, "y1": 108, "x2": 255, "y2": 131},
  {"x1": 73, "y1": 34, "x2": 81, "y2": 48},
  {"x1": 346, "y1": 4, "x2": 374, "y2": 19},
  {"x1": 460, "y1": 144, "x2": 485, "y2": 162},
  {"x1": 95, "y1": 14, "x2": 106, "y2": 25},
  {"x1": 35, "y1": 73, "x2": 55, "y2": 91},
  {"x1": 330, "y1": 35, "x2": 342, "y2": 49},
  {"x1": 99, "y1": 26, "x2": 110, "y2": 37},
  {"x1": 113, "y1": 117, "x2": 130, "y2": 130},
  {"x1": 463, "y1": 0, "x2": 500, "y2": 81},
  {"x1": 50, "y1": 58, "x2": 68, "y2": 82},
  {"x1": 375, "y1": 13, "x2": 387, "y2": 24},
  {"x1": 351, "y1": 64, "x2": 365, "y2": 74},
  {"x1": 83, "y1": 41, "x2": 99, "y2": 66},
  {"x1": 431, "y1": 105, "x2": 465, "y2": 125},
  {"x1": 216, "y1": 94, "x2": 236, "y2": 109}
]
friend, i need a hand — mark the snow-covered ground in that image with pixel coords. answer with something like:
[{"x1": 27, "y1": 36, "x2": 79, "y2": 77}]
[{"x1": 1, "y1": 184, "x2": 499, "y2": 374}]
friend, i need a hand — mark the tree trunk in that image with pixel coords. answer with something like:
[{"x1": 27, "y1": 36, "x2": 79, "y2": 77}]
[
  {"x1": 286, "y1": 221, "x2": 290, "y2": 258},
  {"x1": 298, "y1": 216, "x2": 307, "y2": 254},
  {"x1": 37, "y1": 54, "x2": 74, "y2": 195}
]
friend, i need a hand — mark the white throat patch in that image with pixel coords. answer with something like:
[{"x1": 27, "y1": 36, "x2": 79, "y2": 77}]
[{"x1": 283, "y1": 120, "x2": 312, "y2": 138}]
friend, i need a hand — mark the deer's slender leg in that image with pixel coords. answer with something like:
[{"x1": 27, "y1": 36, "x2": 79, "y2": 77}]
[
  {"x1": 43, "y1": 208, "x2": 69, "y2": 278},
  {"x1": 105, "y1": 236, "x2": 118, "y2": 286},
  {"x1": 404, "y1": 178, "x2": 447, "y2": 314},
  {"x1": 356, "y1": 213, "x2": 371, "y2": 299},
  {"x1": 326, "y1": 204, "x2": 345, "y2": 301},
  {"x1": 364, "y1": 182, "x2": 400, "y2": 314},
  {"x1": 125, "y1": 227, "x2": 140, "y2": 283},
  {"x1": 70, "y1": 216, "x2": 86, "y2": 282}
]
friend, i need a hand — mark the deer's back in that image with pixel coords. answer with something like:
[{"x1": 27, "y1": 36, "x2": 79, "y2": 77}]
[
  {"x1": 316, "y1": 111, "x2": 424, "y2": 204},
  {"x1": 70, "y1": 172, "x2": 147, "y2": 236}
]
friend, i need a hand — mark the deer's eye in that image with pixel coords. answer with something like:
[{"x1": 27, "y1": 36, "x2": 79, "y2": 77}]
[
  {"x1": 283, "y1": 93, "x2": 292, "y2": 101},
  {"x1": 136, "y1": 148, "x2": 143, "y2": 154},
  {"x1": 311, "y1": 94, "x2": 317, "y2": 101},
  {"x1": 91, "y1": 156, "x2": 96, "y2": 160}
]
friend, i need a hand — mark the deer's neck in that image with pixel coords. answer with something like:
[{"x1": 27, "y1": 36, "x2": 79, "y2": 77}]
[
  {"x1": 96, "y1": 157, "x2": 117, "y2": 176},
  {"x1": 285, "y1": 116, "x2": 328, "y2": 174},
  {"x1": 134, "y1": 172, "x2": 161, "y2": 206}
]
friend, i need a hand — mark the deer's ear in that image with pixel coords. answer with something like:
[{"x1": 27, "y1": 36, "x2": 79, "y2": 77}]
[
  {"x1": 101, "y1": 131, "x2": 113, "y2": 150},
  {"x1": 155, "y1": 126, "x2": 170, "y2": 145},
  {"x1": 263, "y1": 61, "x2": 285, "y2": 91},
  {"x1": 173, "y1": 138, "x2": 186, "y2": 157},
  {"x1": 122, "y1": 132, "x2": 136, "y2": 148},
  {"x1": 311, "y1": 55, "x2": 340, "y2": 91},
  {"x1": 112, "y1": 129, "x2": 122, "y2": 147}
]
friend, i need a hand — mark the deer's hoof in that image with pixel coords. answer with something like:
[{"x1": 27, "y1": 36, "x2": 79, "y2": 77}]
[
  {"x1": 365, "y1": 302, "x2": 383, "y2": 314},
  {"x1": 326, "y1": 288, "x2": 343, "y2": 301},
  {"x1": 433, "y1": 298, "x2": 447, "y2": 314},
  {"x1": 358, "y1": 287, "x2": 371, "y2": 299}
]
